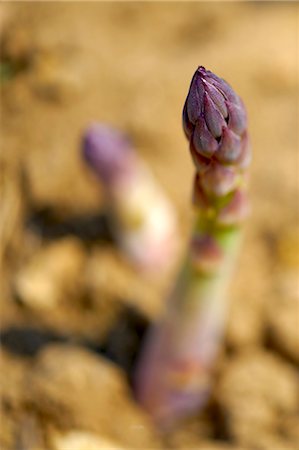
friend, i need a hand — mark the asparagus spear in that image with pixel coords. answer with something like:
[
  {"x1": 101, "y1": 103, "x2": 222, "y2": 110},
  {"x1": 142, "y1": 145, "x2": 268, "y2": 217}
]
[
  {"x1": 82, "y1": 124, "x2": 177, "y2": 274},
  {"x1": 134, "y1": 66, "x2": 251, "y2": 427}
]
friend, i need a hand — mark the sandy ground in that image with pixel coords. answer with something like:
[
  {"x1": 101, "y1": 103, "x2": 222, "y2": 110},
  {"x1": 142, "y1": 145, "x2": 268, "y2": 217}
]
[{"x1": 0, "y1": 2, "x2": 298, "y2": 449}]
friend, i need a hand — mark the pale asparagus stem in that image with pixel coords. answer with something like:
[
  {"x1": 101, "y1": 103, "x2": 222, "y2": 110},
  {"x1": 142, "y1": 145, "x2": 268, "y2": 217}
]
[
  {"x1": 82, "y1": 124, "x2": 177, "y2": 273},
  {"x1": 134, "y1": 66, "x2": 251, "y2": 426},
  {"x1": 135, "y1": 225, "x2": 241, "y2": 427}
]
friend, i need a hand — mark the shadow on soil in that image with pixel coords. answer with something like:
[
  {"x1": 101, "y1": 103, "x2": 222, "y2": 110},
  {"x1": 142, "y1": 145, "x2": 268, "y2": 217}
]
[
  {"x1": 26, "y1": 207, "x2": 114, "y2": 244},
  {"x1": 1, "y1": 305, "x2": 149, "y2": 382}
]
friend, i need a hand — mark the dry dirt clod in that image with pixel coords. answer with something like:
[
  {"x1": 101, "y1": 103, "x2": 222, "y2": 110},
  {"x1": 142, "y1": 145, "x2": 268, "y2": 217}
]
[
  {"x1": 217, "y1": 350, "x2": 299, "y2": 448},
  {"x1": 85, "y1": 247, "x2": 166, "y2": 319},
  {"x1": 24, "y1": 345, "x2": 161, "y2": 449},
  {"x1": 0, "y1": 352, "x2": 43, "y2": 450},
  {"x1": 13, "y1": 238, "x2": 86, "y2": 311},
  {"x1": 50, "y1": 430, "x2": 125, "y2": 450}
]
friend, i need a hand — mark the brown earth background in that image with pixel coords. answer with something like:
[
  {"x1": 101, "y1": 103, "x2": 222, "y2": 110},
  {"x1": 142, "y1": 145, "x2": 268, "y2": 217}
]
[{"x1": 0, "y1": 2, "x2": 298, "y2": 449}]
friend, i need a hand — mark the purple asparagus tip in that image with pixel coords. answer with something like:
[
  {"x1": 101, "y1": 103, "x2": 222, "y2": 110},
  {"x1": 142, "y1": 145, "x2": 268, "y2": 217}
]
[
  {"x1": 183, "y1": 66, "x2": 248, "y2": 172},
  {"x1": 82, "y1": 124, "x2": 134, "y2": 184}
]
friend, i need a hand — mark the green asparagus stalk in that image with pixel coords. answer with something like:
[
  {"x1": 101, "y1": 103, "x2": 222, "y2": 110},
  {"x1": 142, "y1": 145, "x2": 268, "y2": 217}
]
[{"x1": 134, "y1": 66, "x2": 251, "y2": 427}]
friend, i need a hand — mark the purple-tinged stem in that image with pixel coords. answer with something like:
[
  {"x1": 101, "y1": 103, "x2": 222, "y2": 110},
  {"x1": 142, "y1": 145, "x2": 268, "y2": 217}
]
[
  {"x1": 134, "y1": 67, "x2": 251, "y2": 427},
  {"x1": 82, "y1": 124, "x2": 178, "y2": 274}
]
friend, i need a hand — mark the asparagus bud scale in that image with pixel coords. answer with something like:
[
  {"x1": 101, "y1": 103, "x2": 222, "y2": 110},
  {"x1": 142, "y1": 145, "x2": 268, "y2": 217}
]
[{"x1": 135, "y1": 67, "x2": 251, "y2": 427}]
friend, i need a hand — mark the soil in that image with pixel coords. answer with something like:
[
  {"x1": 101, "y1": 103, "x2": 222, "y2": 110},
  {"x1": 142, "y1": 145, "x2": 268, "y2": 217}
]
[{"x1": 0, "y1": 2, "x2": 298, "y2": 449}]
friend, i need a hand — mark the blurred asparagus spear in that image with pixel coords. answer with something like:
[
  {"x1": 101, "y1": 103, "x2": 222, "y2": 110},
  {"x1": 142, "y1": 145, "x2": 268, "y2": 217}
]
[
  {"x1": 82, "y1": 124, "x2": 177, "y2": 274},
  {"x1": 134, "y1": 66, "x2": 251, "y2": 427}
]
